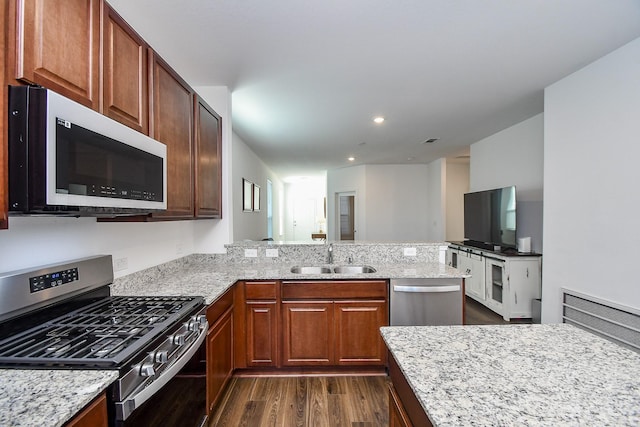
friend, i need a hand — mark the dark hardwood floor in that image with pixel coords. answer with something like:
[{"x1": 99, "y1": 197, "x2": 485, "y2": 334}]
[
  {"x1": 464, "y1": 296, "x2": 532, "y2": 325},
  {"x1": 209, "y1": 376, "x2": 388, "y2": 427}
]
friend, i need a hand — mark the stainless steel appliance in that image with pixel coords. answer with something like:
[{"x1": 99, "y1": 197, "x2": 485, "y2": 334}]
[
  {"x1": 390, "y1": 278, "x2": 463, "y2": 326},
  {"x1": 8, "y1": 85, "x2": 167, "y2": 216},
  {"x1": 0, "y1": 256, "x2": 208, "y2": 426}
]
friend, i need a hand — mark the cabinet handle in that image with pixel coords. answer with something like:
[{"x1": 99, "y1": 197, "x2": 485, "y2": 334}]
[
  {"x1": 514, "y1": 292, "x2": 518, "y2": 305},
  {"x1": 526, "y1": 268, "x2": 529, "y2": 278}
]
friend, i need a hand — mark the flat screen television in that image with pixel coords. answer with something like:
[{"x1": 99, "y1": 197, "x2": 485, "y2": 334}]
[{"x1": 463, "y1": 186, "x2": 516, "y2": 250}]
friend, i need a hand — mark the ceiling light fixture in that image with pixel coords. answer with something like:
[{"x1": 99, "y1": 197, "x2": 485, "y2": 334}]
[
  {"x1": 423, "y1": 138, "x2": 440, "y2": 144},
  {"x1": 373, "y1": 116, "x2": 385, "y2": 124},
  {"x1": 348, "y1": 156, "x2": 355, "y2": 162}
]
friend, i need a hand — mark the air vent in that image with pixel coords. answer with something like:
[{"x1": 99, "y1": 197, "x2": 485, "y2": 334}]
[{"x1": 423, "y1": 138, "x2": 439, "y2": 144}]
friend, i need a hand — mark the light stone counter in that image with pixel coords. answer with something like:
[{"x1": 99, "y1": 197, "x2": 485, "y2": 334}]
[
  {"x1": 0, "y1": 369, "x2": 119, "y2": 427},
  {"x1": 381, "y1": 324, "x2": 640, "y2": 426},
  {"x1": 110, "y1": 255, "x2": 466, "y2": 304}
]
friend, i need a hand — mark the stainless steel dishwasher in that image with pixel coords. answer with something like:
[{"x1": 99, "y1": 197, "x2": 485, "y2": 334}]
[{"x1": 390, "y1": 278, "x2": 463, "y2": 325}]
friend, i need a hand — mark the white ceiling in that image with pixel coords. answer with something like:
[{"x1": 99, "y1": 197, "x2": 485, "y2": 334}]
[{"x1": 108, "y1": 0, "x2": 640, "y2": 179}]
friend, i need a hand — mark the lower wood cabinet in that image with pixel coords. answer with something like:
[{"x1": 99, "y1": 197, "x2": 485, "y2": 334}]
[
  {"x1": 389, "y1": 384, "x2": 413, "y2": 427},
  {"x1": 281, "y1": 280, "x2": 388, "y2": 368},
  {"x1": 234, "y1": 281, "x2": 280, "y2": 369},
  {"x1": 65, "y1": 393, "x2": 107, "y2": 427},
  {"x1": 206, "y1": 289, "x2": 234, "y2": 415},
  {"x1": 236, "y1": 280, "x2": 388, "y2": 370}
]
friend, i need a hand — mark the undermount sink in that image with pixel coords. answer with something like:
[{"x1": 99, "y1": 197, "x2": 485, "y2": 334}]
[
  {"x1": 290, "y1": 266, "x2": 332, "y2": 274},
  {"x1": 290, "y1": 265, "x2": 377, "y2": 274},
  {"x1": 332, "y1": 265, "x2": 377, "y2": 274}
]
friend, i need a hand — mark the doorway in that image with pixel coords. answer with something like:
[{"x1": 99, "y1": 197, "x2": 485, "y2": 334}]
[
  {"x1": 292, "y1": 198, "x2": 317, "y2": 241},
  {"x1": 336, "y1": 192, "x2": 356, "y2": 240}
]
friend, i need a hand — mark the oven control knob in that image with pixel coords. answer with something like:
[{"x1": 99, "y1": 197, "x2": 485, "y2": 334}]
[
  {"x1": 154, "y1": 350, "x2": 168, "y2": 363},
  {"x1": 187, "y1": 319, "x2": 198, "y2": 332},
  {"x1": 140, "y1": 362, "x2": 156, "y2": 377},
  {"x1": 172, "y1": 333, "x2": 186, "y2": 346},
  {"x1": 196, "y1": 314, "x2": 207, "y2": 327}
]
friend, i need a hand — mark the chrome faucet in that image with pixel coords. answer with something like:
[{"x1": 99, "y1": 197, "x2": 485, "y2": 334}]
[{"x1": 328, "y1": 243, "x2": 333, "y2": 264}]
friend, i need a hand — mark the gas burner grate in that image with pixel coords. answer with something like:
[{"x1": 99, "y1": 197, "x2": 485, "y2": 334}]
[{"x1": 0, "y1": 295, "x2": 203, "y2": 368}]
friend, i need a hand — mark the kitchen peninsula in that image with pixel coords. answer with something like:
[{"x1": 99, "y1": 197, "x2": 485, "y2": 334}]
[{"x1": 382, "y1": 324, "x2": 640, "y2": 426}]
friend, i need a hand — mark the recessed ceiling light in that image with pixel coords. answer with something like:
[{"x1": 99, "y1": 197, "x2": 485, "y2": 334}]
[
  {"x1": 373, "y1": 116, "x2": 385, "y2": 124},
  {"x1": 348, "y1": 156, "x2": 355, "y2": 162}
]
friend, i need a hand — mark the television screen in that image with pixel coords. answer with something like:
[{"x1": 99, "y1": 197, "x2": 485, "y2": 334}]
[{"x1": 464, "y1": 186, "x2": 516, "y2": 248}]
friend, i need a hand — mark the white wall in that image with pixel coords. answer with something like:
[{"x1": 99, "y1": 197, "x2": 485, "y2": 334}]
[
  {"x1": 542, "y1": 37, "x2": 640, "y2": 323},
  {"x1": 365, "y1": 165, "x2": 429, "y2": 241},
  {"x1": 470, "y1": 113, "x2": 544, "y2": 253},
  {"x1": 445, "y1": 160, "x2": 469, "y2": 241},
  {"x1": 1, "y1": 86, "x2": 234, "y2": 277},
  {"x1": 327, "y1": 164, "x2": 432, "y2": 242},
  {"x1": 232, "y1": 132, "x2": 284, "y2": 241}
]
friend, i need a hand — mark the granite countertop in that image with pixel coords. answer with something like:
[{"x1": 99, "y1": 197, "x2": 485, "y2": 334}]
[
  {"x1": 0, "y1": 369, "x2": 119, "y2": 427},
  {"x1": 110, "y1": 259, "x2": 466, "y2": 304},
  {"x1": 381, "y1": 324, "x2": 640, "y2": 426}
]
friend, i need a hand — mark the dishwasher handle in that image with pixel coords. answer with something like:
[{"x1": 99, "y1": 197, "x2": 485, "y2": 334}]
[{"x1": 393, "y1": 284, "x2": 461, "y2": 293}]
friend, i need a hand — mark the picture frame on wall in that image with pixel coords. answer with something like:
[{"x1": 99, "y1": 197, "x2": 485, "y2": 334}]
[
  {"x1": 243, "y1": 178, "x2": 253, "y2": 212},
  {"x1": 253, "y1": 184, "x2": 261, "y2": 212}
]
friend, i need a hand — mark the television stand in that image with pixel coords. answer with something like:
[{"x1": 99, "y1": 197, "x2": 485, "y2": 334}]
[{"x1": 464, "y1": 240, "x2": 496, "y2": 251}]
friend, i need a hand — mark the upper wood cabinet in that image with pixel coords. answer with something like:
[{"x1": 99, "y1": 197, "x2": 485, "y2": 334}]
[
  {"x1": 102, "y1": 4, "x2": 149, "y2": 134},
  {"x1": 149, "y1": 51, "x2": 194, "y2": 219},
  {"x1": 194, "y1": 95, "x2": 222, "y2": 218},
  {"x1": 16, "y1": 0, "x2": 100, "y2": 109}
]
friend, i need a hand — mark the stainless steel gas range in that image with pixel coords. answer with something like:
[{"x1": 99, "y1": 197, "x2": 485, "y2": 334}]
[{"x1": 0, "y1": 255, "x2": 208, "y2": 426}]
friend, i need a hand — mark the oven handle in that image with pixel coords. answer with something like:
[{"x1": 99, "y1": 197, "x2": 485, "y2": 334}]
[
  {"x1": 393, "y1": 284, "x2": 461, "y2": 293},
  {"x1": 124, "y1": 320, "x2": 208, "y2": 416}
]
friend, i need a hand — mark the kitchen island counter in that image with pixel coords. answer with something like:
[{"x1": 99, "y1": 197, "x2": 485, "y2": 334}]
[
  {"x1": 381, "y1": 324, "x2": 640, "y2": 426},
  {"x1": 0, "y1": 369, "x2": 118, "y2": 427}
]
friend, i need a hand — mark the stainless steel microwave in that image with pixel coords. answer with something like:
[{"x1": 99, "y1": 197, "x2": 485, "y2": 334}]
[{"x1": 8, "y1": 86, "x2": 167, "y2": 216}]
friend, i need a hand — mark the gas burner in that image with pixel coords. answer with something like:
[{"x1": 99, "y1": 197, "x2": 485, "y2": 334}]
[
  {"x1": 91, "y1": 337, "x2": 125, "y2": 357},
  {"x1": 45, "y1": 338, "x2": 71, "y2": 356}
]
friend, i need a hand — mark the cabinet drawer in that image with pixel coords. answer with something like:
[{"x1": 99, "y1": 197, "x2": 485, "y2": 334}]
[
  {"x1": 245, "y1": 281, "x2": 278, "y2": 300},
  {"x1": 206, "y1": 287, "x2": 233, "y2": 325},
  {"x1": 282, "y1": 280, "x2": 388, "y2": 299}
]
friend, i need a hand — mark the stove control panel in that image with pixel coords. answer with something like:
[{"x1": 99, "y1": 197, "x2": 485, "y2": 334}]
[{"x1": 29, "y1": 267, "x2": 79, "y2": 293}]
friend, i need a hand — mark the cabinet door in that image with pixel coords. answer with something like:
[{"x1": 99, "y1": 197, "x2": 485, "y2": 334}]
[
  {"x1": 16, "y1": 0, "x2": 100, "y2": 109},
  {"x1": 206, "y1": 307, "x2": 233, "y2": 415},
  {"x1": 282, "y1": 301, "x2": 333, "y2": 366},
  {"x1": 65, "y1": 393, "x2": 108, "y2": 427},
  {"x1": 246, "y1": 301, "x2": 278, "y2": 366},
  {"x1": 334, "y1": 300, "x2": 387, "y2": 365},
  {"x1": 194, "y1": 95, "x2": 222, "y2": 218},
  {"x1": 150, "y1": 52, "x2": 194, "y2": 219},
  {"x1": 103, "y1": 4, "x2": 149, "y2": 134},
  {"x1": 484, "y1": 259, "x2": 505, "y2": 316},
  {"x1": 505, "y1": 260, "x2": 541, "y2": 319}
]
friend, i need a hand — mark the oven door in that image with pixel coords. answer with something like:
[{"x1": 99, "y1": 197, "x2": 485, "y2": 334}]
[{"x1": 113, "y1": 309, "x2": 208, "y2": 427}]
